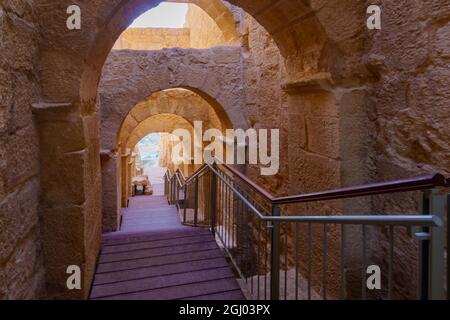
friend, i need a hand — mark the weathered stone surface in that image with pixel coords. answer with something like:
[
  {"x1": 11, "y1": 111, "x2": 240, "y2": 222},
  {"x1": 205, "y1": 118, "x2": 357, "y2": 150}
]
[
  {"x1": 101, "y1": 152, "x2": 121, "y2": 232},
  {"x1": 114, "y1": 28, "x2": 191, "y2": 50},
  {"x1": 0, "y1": 0, "x2": 448, "y2": 301},
  {"x1": 0, "y1": 0, "x2": 46, "y2": 300},
  {"x1": 0, "y1": 178, "x2": 39, "y2": 263},
  {"x1": 366, "y1": 0, "x2": 450, "y2": 178},
  {"x1": 99, "y1": 48, "x2": 246, "y2": 151}
]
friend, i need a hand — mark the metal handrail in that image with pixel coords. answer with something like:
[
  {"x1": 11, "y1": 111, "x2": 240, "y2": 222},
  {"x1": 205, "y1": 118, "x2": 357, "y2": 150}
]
[
  {"x1": 164, "y1": 161, "x2": 447, "y2": 300},
  {"x1": 217, "y1": 159, "x2": 447, "y2": 204},
  {"x1": 166, "y1": 162, "x2": 446, "y2": 224},
  {"x1": 172, "y1": 160, "x2": 447, "y2": 206},
  {"x1": 262, "y1": 214, "x2": 441, "y2": 226}
]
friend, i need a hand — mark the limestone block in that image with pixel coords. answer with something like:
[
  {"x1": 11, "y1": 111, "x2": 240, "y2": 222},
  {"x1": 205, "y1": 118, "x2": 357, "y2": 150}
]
[
  {"x1": 336, "y1": 89, "x2": 367, "y2": 116},
  {"x1": 40, "y1": 150, "x2": 86, "y2": 207},
  {"x1": 43, "y1": 205, "x2": 87, "y2": 299},
  {"x1": 0, "y1": 9, "x2": 37, "y2": 72},
  {"x1": 292, "y1": 150, "x2": 340, "y2": 193},
  {"x1": 113, "y1": 28, "x2": 191, "y2": 50},
  {"x1": 282, "y1": 72, "x2": 334, "y2": 94},
  {"x1": 306, "y1": 116, "x2": 339, "y2": 159},
  {"x1": 2, "y1": 228, "x2": 45, "y2": 299},
  {"x1": 434, "y1": 23, "x2": 450, "y2": 59},
  {"x1": 5, "y1": 125, "x2": 39, "y2": 191},
  {"x1": 0, "y1": 178, "x2": 39, "y2": 264},
  {"x1": 211, "y1": 46, "x2": 242, "y2": 64},
  {"x1": 0, "y1": 68, "x2": 13, "y2": 135}
]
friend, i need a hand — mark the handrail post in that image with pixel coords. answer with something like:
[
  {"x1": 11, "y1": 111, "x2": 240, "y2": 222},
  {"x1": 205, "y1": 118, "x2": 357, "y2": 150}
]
[
  {"x1": 168, "y1": 176, "x2": 171, "y2": 204},
  {"x1": 175, "y1": 176, "x2": 180, "y2": 210},
  {"x1": 183, "y1": 184, "x2": 187, "y2": 224},
  {"x1": 172, "y1": 177, "x2": 175, "y2": 205},
  {"x1": 210, "y1": 163, "x2": 217, "y2": 234},
  {"x1": 164, "y1": 174, "x2": 168, "y2": 198},
  {"x1": 428, "y1": 188, "x2": 445, "y2": 300},
  {"x1": 194, "y1": 176, "x2": 199, "y2": 226},
  {"x1": 418, "y1": 188, "x2": 446, "y2": 300},
  {"x1": 169, "y1": 177, "x2": 172, "y2": 204},
  {"x1": 167, "y1": 175, "x2": 171, "y2": 204},
  {"x1": 270, "y1": 206, "x2": 281, "y2": 300}
]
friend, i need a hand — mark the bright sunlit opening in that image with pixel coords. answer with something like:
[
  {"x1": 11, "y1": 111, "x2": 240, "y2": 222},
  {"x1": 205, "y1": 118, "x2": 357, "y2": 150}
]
[{"x1": 129, "y1": 2, "x2": 189, "y2": 28}]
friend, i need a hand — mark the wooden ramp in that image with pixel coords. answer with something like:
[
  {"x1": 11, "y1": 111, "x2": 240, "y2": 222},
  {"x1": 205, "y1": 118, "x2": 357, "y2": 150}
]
[{"x1": 90, "y1": 196, "x2": 244, "y2": 300}]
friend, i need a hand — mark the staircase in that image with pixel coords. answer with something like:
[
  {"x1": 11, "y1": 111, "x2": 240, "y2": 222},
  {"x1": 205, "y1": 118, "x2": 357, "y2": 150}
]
[
  {"x1": 89, "y1": 196, "x2": 245, "y2": 300},
  {"x1": 89, "y1": 163, "x2": 448, "y2": 300}
]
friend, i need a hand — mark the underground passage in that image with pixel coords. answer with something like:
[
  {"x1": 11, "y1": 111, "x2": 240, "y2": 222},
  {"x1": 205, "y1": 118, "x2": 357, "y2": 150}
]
[{"x1": 0, "y1": 0, "x2": 449, "y2": 304}]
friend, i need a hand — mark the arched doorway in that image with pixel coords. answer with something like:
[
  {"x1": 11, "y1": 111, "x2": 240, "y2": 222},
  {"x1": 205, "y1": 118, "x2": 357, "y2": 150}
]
[
  {"x1": 34, "y1": 0, "x2": 368, "y2": 299},
  {"x1": 101, "y1": 88, "x2": 231, "y2": 233}
]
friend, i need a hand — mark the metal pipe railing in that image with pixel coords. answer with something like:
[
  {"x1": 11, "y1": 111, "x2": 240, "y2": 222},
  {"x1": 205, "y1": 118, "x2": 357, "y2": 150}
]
[
  {"x1": 217, "y1": 158, "x2": 447, "y2": 204},
  {"x1": 163, "y1": 162, "x2": 448, "y2": 300}
]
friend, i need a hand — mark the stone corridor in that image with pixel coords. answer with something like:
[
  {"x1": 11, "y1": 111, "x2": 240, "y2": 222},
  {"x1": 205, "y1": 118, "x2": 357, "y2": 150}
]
[{"x1": 0, "y1": 0, "x2": 449, "y2": 300}]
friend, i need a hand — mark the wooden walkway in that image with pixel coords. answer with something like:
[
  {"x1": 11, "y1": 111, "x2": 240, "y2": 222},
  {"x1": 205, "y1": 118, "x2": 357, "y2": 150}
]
[{"x1": 89, "y1": 196, "x2": 244, "y2": 300}]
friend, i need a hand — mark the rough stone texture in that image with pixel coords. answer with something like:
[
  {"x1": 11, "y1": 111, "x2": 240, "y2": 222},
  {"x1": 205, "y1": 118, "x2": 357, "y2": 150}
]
[
  {"x1": 0, "y1": 0, "x2": 448, "y2": 300},
  {"x1": 113, "y1": 28, "x2": 191, "y2": 50},
  {"x1": 365, "y1": 0, "x2": 450, "y2": 179},
  {"x1": 113, "y1": 1, "x2": 240, "y2": 50},
  {"x1": 240, "y1": 11, "x2": 290, "y2": 196},
  {"x1": 99, "y1": 47, "x2": 246, "y2": 152},
  {"x1": 0, "y1": 0, "x2": 46, "y2": 299},
  {"x1": 100, "y1": 151, "x2": 121, "y2": 233},
  {"x1": 117, "y1": 88, "x2": 223, "y2": 149},
  {"x1": 362, "y1": 0, "x2": 450, "y2": 299},
  {"x1": 25, "y1": 0, "x2": 348, "y2": 300}
]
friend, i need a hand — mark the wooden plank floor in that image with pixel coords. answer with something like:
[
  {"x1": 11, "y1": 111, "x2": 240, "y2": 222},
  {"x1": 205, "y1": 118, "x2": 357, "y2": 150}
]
[{"x1": 90, "y1": 196, "x2": 244, "y2": 300}]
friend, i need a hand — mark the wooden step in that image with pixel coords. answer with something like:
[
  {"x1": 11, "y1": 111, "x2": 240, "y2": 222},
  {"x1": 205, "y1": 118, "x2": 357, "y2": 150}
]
[
  {"x1": 96, "y1": 248, "x2": 224, "y2": 274},
  {"x1": 93, "y1": 257, "x2": 229, "y2": 285},
  {"x1": 92, "y1": 277, "x2": 242, "y2": 300},
  {"x1": 90, "y1": 267, "x2": 235, "y2": 299}
]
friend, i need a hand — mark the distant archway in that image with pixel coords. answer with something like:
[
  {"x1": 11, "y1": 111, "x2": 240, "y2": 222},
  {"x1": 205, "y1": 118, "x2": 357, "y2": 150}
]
[
  {"x1": 99, "y1": 49, "x2": 241, "y2": 152},
  {"x1": 101, "y1": 85, "x2": 230, "y2": 233}
]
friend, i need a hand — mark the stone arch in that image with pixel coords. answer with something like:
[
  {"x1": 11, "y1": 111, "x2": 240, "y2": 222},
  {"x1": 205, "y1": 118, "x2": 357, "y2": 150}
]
[
  {"x1": 99, "y1": 48, "x2": 242, "y2": 151},
  {"x1": 172, "y1": 0, "x2": 240, "y2": 44},
  {"x1": 115, "y1": 0, "x2": 241, "y2": 49},
  {"x1": 116, "y1": 88, "x2": 224, "y2": 151},
  {"x1": 114, "y1": 113, "x2": 195, "y2": 219},
  {"x1": 34, "y1": 0, "x2": 368, "y2": 299},
  {"x1": 101, "y1": 87, "x2": 227, "y2": 233},
  {"x1": 124, "y1": 113, "x2": 193, "y2": 150}
]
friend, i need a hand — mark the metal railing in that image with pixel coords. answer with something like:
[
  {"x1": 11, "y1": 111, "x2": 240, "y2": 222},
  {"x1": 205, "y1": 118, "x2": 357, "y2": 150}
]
[{"x1": 164, "y1": 162, "x2": 448, "y2": 300}]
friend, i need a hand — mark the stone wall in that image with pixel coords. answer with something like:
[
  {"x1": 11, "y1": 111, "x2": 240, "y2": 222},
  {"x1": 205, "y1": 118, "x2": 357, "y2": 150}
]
[
  {"x1": 113, "y1": 28, "x2": 191, "y2": 50},
  {"x1": 0, "y1": 1, "x2": 46, "y2": 299},
  {"x1": 365, "y1": 0, "x2": 450, "y2": 180},
  {"x1": 118, "y1": 89, "x2": 223, "y2": 150},
  {"x1": 362, "y1": 0, "x2": 450, "y2": 298},
  {"x1": 240, "y1": 11, "x2": 290, "y2": 196},
  {"x1": 113, "y1": 1, "x2": 239, "y2": 51},
  {"x1": 1, "y1": 0, "x2": 449, "y2": 300},
  {"x1": 99, "y1": 47, "x2": 246, "y2": 153}
]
